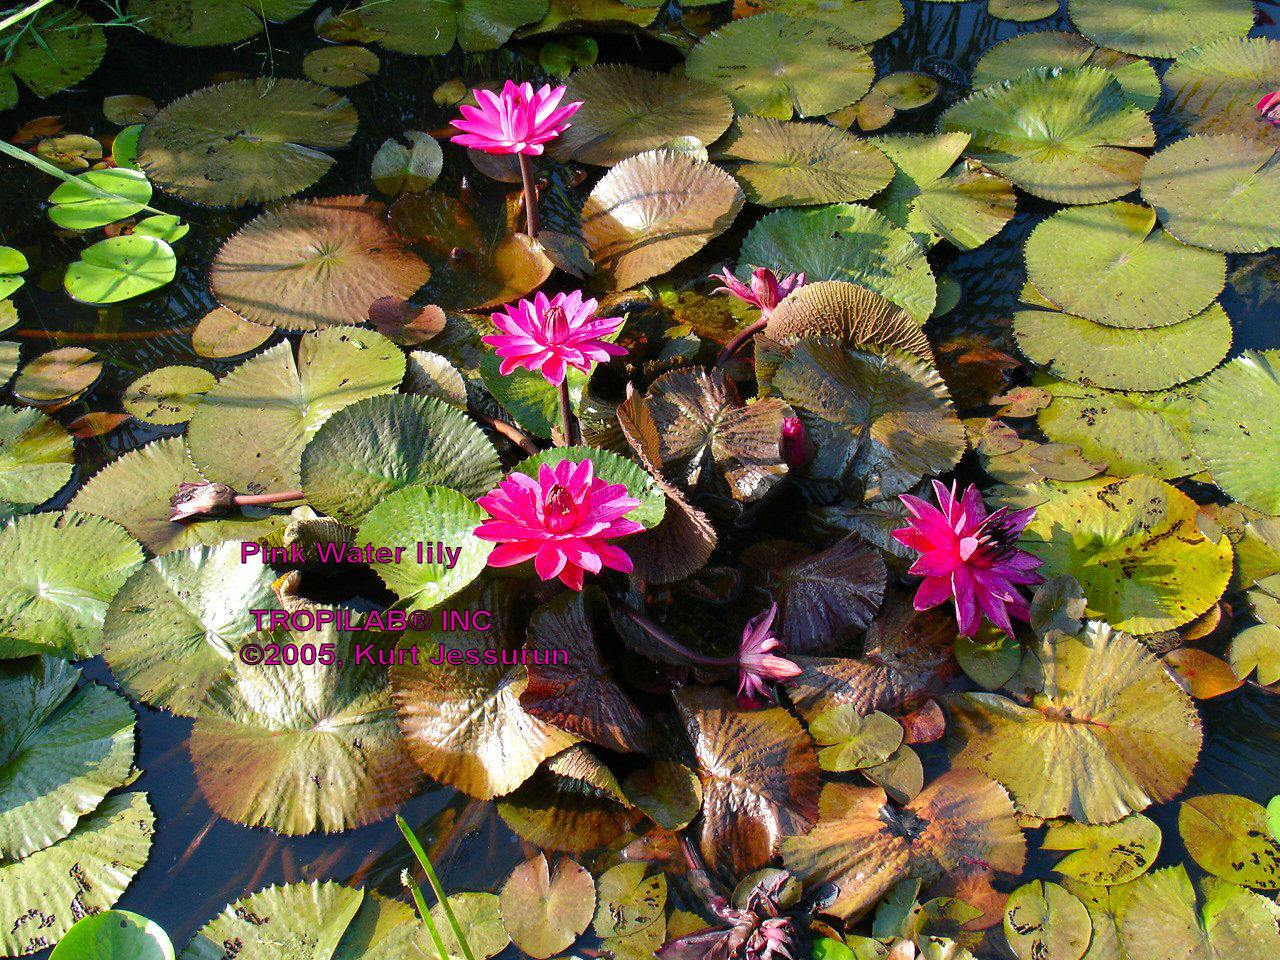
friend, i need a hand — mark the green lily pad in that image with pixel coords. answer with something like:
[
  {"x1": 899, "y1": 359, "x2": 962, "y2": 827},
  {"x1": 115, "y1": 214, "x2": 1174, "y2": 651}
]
[
  {"x1": 186, "y1": 328, "x2": 405, "y2": 495},
  {"x1": 1044, "y1": 813, "x2": 1162, "y2": 886},
  {"x1": 0, "y1": 511, "x2": 144, "y2": 660},
  {"x1": 370, "y1": 132, "x2": 443, "y2": 194},
  {"x1": 1230, "y1": 624, "x2": 1280, "y2": 686},
  {"x1": 728, "y1": 0, "x2": 904, "y2": 45},
  {"x1": 988, "y1": 0, "x2": 1058, "y2": 21},
  {"x1": 0, "y1": 792, "x2": 154, "y2": 958},
  {"x1": 1067, "y1": 0, "x2": 1253, "y2": 58},
  {"x1": 1119, "y1": 866, "x2": 1280, "y2": 960},
  {"x1": 0, "y1": 406, "x2": 74, "y2": 508},
  {"x1": 128, "y1": 0, "x2": 315, "y2": 46},
  {"x1": 580, "y1": 149, "x2": 744, "y2": 290},
  {"x1": 478, "y1": 350, "x2": 591, "y2": 440},
  {"x1": 938, "y1": 67, "x2": 1154, "y2": 205},
  {"x1": 1020, "y1": 475, "x2": 1232, "y2": 633},
  {"x1": 1190, "y1": 350, "x2": 1280, "y2": 515},
  {"x1": 47, "y1": 168, "x2": 152, "y2": 231},
  {"x1": 1179, "y1": 794, "x2": 1280, "y2": 889},
  {"x1": 871, "y1": 132, "x2": 1017, "y2": 251},
  {"x1": 1141, "y1": 135, "x2": 1280, "y2": 254},
  {"x1": 0, "y1": 4, "x2": 105, "y2": 112},
  {"x1": 955, "y1": 629, "x2": 1022, "y2": 689},
  {"x1": 431, "y1": 893, "x2": 508, "y2": 960},
  {"x1": 1003, "y1": 880, "x2": 1092, "y2": 960},
  {"x1": 0, "y1": 248, "x2": 26, "y2": 299},
  {"x1": 122, "y1": 365, "x2": 217, "y2": 425},
  {"x1": 774, "y1": 339, "x2": 965, "y2": 502},
  {"x1": 1036, "y1": 379, "x2": 1200, "y2": 480},
  {"x1": 499, "y1": 854, "x2": 595, "y2": 959},
  {"x1": 593, "y1": 862, "x2": 665, "y2": 939},
  {"x1": 971, "y1": 31, "x2": 1160, "y2": 111},
  {"x1": 551, "y1": 64, "x2": 733, "y2": 166},
  {"x1": 191, "y1": 306, "x2": 274, "y2": 359},
  {"x1": 138, "y1": 78, "x2": 358, "y2": 206},
  {"x1": 809, "y1": 706, "x2": 904, "y2": 772},
  {"x1": 70, "y1": 437, "x2": 295, "y2": 555},
  {"x1": 947, "y1": 622, "x2": 1203, "y2": 823},
  {"x1": 359, "y1": 0, "x2": 548, "y2": 54},
  {"x1": 63, "y1": 235, "x2": 176, "y2": 305},
  {"x1": 301, "y1": 393, "x2": 501, "y2": 526},
  {"x1": 50, "y1": 910, "x2": 174, "y2": 960},
  {"x1": 101, "y1": 541, "x2": 279, "y2": 716},
  {"x1": 111, "y1": 124, "x2": 143, "y2": 168},
  {"x1": 621, "y1": 760, "x2": 702, "y2": 831},
  {"x1": 1012, "y1": 302, "x2": 1232, "y2": 392},
  {"x1": 1163, "y1": 38, "x2": 1280, "y2": 142},
  {"x1": 190, "y1": 619, "x2": 420, "y2": 834},
  {"x1": 303, "y1": 45, "x2": 380, "y2": 87},
  {"x1": 685, "y1": 14, "x2": 875, "y2": 120},
  {"x1": 1024, "y1": 201, "x2": 1225, "y2": 329},
  {"x1": 132, "y1": 214, "x2": 189, "y2": 245},
  {"x1": 716, "y1": 116, "x2": 894, "y2": 207},
  {"x1": 211, "y1": 196, "x2": 429, "y2": 330},
  {"x1": 741, "y1": 204, "x2": 937, "y2": 322},
  {"x1": 520, "y1": 0, "x2": 657, "y2": 34},
  {"x1": 0, "y1": 658, "x2": 136, "y2": 859}
]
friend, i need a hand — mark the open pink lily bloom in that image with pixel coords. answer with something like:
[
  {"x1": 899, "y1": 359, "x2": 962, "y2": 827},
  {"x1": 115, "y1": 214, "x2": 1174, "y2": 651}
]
[
  {"x1": 1259, "y1": 91, "x2": 1280, "y2": 126},
  {"x1": 475, "y1": 459, "x2": 644, "y2": 591},
  {"x1": 483, "y1": 290, "x2": 626, "y2": 386},
  {"x1": 710, "y1": 267, "x2": 805, "y2": 319},
  {"x1": 450, "y1": 80, "x2": 582, "y2": 155},
  {"x1": 736, "y1": 603, "x2": 801, "y2": 708},
  {"x1": 892, "y1": 480, "x2": 1043, "y2": 638}
]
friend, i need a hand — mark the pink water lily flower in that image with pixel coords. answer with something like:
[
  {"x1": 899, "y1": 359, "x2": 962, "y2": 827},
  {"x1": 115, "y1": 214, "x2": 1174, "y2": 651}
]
[
  {"x1": 483, "y1": 290, "x2": 626, "y2": 386},
  {"x1": 450, "y1": 80, "x2": 583, "y2": 155},
  {"x1": 892, "y1": 480, "x2": 1043, "y2": 638},
  {"x1": 475, "y1": 459, "x2": 643, "y2": 590},
  {"x1": 710, "y1": 267, "x2": 806, "y2": 319},
  {"x1": 736, "y1": 603, "x2": 802, "y2": 708},
  {"x1": 1259, "y1": 91, "x2": 1280, "y2": 125}
]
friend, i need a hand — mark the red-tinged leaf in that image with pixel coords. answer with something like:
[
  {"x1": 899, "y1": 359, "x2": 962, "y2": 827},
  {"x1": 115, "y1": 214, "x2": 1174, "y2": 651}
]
[
  {"x1": 11, "y1": 116, "x2": 64, "y2": 143},
  {"x1": 367, "y1": 296, "x2": 446, "y2": 346},
  {"x1": 1164, "y1": 648, "x2": 1243, "y2": 699},
  {"x1": 901, "y1": 699, "x2": 946, "y2": 744},
  {"x1": 498, "y1": 853, "x2": 596, "y2": 959},
  {"x1": 66, "y1": 412, "x2": 132, "y2": 438}
]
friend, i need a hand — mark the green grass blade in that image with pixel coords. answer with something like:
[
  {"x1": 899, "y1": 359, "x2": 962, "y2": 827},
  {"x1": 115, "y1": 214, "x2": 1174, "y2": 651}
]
[
  {"x1": 0, "y1": 139, "x2": 168, "y2": 216},
  {"x1": 396, "y1": 814, "x2": 478, "y2": 960}
]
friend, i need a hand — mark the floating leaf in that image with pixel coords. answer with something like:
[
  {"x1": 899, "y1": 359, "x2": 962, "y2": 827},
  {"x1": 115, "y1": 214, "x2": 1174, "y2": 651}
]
[
  {"x1": 1230, "y1": 624, "x2": 1280, "y2": 686},
  {"x1": 580, "y1": 149, "x2": 743, "y2": 290},
  {"x1": 103, "y1": 94, "x2": 157, "y2": 125},
  {"x1": 0, "y1": 3, "x2": 105, "y2": 112},
  {"x1": 593, "y1": 863, "x2": 665, "y2": 939},
  {"x1": 478, "y1": 350, "x2": 594, "y2": 440},
  {"x1": 1044, "y1": 813, "x2": 1161, "y2": 886},
  {"x1": 36, "y1": 134, "x2": 102, "y2": 171},
  {"x1": 686, "y1": 14, "x2": 874, "y2": 120},
  {"x1": 50, "y1": 910, "x2": 174, "y2": 960},
  {"x1": 63, "y1": 235, "x2": 176, "y2": 305},
  {"x1": 939, "y1": 67, "x2": 1154, "y2": 205},
  {"x1": 774, "y1": 339, "x2": 965, "y2": 501},
  {"x1": 520, "y1": 590, "x2": 649, "y2": 753},
  {"x1": 955, "y1": 629, "x2": 1022, "y2": 689},
  {"x1": 191, "y1": 306, "x2": 274, "y2": 359},
  {"x1": 303, "y1": 44, "x2": 380, "y2": 87},
  {"x1": 1164, "y1": 649, "x2": 1242, "y2": 699},
  {"x1": 431, "y1": 893, "x2": 508, "y2": 960},
  {"x1": 358, "y1": 0, "x2": 548, "y2": 54},
  {"x1": 1024, "y1": 201, "x2": 1224, "y2": 329},
  {"x1": 1067, "y1": 0, "x2": 1253, "y2": 58},
  {"x1": 741, "y1": 204, "x2": 937, "y2": 322},
  {"x1": 405, "y1": 350, "x2": 467, "y2": 408},
  {"x1": 988, "y1": 0, "x2": 1058, "y2": 21},
  {"x1": 186, "y1": 328, "x2": 405, "y2": 494},
  {"x1": 0, "y1": 792, "x2": 154, "y2": 958},
  {"x1": 496, "y1": 748, "x2": 636, "y2": 853},
  {"x1": 732, "y1": 0, "x2": 904, "y2": 44},
  {"x1": 138, "y1": 78, "x2": 358, "y2": 206},
  {"x1": 1163, "y1": 37, "x2": 1280, "y2": 142},
  {"x1": 0, "y1": 250, "x2": 27, "y2": 300},
  {"x1": 0, "y1": 406, "x2": 74, "y2": 508},
  {"x1": 0, "y1": 658, "x2": 135, "y2": 859},
  {"x1": 128, "y1": 0, "x2": 315, "y2": 46},
  {"x1": 809, "y1": 706, "x2": 903, "y2": 772},
  {"x1": 1021, "y1": 475, "x2": 1232, "y2": 633},
  {"x1": 1002, "y1": 880, "x2": 1092, "y2": 960},
  {"x1": 1179, "y1": 794, "x2": 1280, "y2": 890},
  {"x1": 871, "y1": 132, "x2": 1016, "y2": 252},
  {"x1": 621, "y1": 760, "x2": 703, "y2": 831},
  {"x1": 717, "y1": 116, "x2": 894, "y2": 207},
  {"x1": 1141, "y1": 135, "x2": 1280, "y2": 254},
  {"x1": 645, "y1": 367, "x2": 790, "y2": 503},
  {"x1": 761, "y1": 281, "x2": 933, "y2": 362},
  {"x1": 390, "y1": 581, "x2": 578, "y2": 799},
  {"x1": 0, "y1": 511, "x2": 143, "y2": 660},
  {"x1": 190, "y1": 621, "x2": 419, "y2": 834},
  {"x1": 48, "y1": 168, "x2": 152, "y2": 230},
  {"x1": 370, "y1": 132, "x2": 443, "y2": 194},
  {"x1": 947, "y1": 621, "x2": 1203, "y2": 823},
  {"x1": 675, "y1": 686, "x2": 821, "y2": 877},
  {"x1": 781, "y1": 770, "x2": 1026, "y2": 920},
  {"x1": 122, "y1": 365, "x2": 216, "y2": 425},
  {"x1": 211, "y1": 196, "x2": 429, "y2": 330},
  {"x1": 1190, "y1": 351, "x2": 1280, "y2": 515},
  {"x1": 499, "y1": 854, "x2": 595, "y2": 959},
  {"x1": 552, "y1": 64, "x2": 733, "y2": 166},
  {"x1": 101, "y1": 542, "x2": 278, "y2": 716},
  {"x1": 862, "y1": 743, "x2": 925, "y2": 804}
]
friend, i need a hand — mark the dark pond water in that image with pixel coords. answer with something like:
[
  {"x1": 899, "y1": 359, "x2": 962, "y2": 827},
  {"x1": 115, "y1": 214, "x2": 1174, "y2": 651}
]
[{"x1": 4, "y1": 0, "x2": 1280, "y2": 954}]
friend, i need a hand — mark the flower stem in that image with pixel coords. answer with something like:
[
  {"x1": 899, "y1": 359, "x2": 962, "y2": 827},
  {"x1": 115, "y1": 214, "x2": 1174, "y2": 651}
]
[
  {"x1": 471, "y1": 410, "x2": 540, "y2": 456},
  {"x1": 233, "y1": 490, "x2": 304, "y2": 507},
  {"x1": 556, "y1": 378, "x2": 580, "y2": 446},
  {"x1": 715, "y1": 317, "x2": 768, "y2": 368},
  {"x1": 616, "y1": 604, "x2": 734, "y2": 668},
  {"x1": 517, "y1": 153, "x2": 539, "y2": 238}
]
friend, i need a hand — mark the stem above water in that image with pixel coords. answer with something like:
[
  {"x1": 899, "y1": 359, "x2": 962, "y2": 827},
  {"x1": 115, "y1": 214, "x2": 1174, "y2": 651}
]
[
  {"x1": 556, "y1": 378, "x2": 579, "y2": 446},
  {"x1": 715, "y1": 317, "x2": 768, "y2": 368},
  {"x1": 517, "y1": 152, "x2": 540, "y2": 238}
]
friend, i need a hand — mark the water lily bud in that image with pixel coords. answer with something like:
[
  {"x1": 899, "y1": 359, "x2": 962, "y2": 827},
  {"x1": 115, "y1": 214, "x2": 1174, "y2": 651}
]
[
  {"x1": 169, "y1": 481, "x2": 236, "y2": 521},
  {"x1": 780, "y1": 416, "x2": 810, "y2": 468}
]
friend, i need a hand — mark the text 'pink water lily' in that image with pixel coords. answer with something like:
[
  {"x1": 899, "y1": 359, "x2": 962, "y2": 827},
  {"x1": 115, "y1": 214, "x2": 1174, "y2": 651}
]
[
  {"x1": 475, "y1": 459, "x2": 643, "y2": 591},
  {"x1": 892, "y1": 480, "x2": 1043, "y2": 638},
  {"x1": 450, "y1": 80, "x2": 582, "y2": 155},
  {"x1": 483, "y1": 290, "x2": 626, "y2": 386}
]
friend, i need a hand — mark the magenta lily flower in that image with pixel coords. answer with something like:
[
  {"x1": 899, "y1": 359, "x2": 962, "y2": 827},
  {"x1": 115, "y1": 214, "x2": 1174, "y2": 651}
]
[
  {"x1": 450, "y1": 80, "x2": 582, "y2": 155},
  {"x1": 475, "y1": 459, "x2": 643, "y2": 590},
  {"x1": 483, "y1": 290, "x2": 626, "y2": 387},
  {"x1": 892, "y1": 481, "x2": 1043, "y2": 638},
  {"x1": 710, "y1": 267, "x2": 806, "y2": 319},
  {"x1": 779, "y1": 416, "x2": 809, "y2": 468},
  {"x1": 736, "y1": 603, "x2": 802, "y2": 708},
  {"x1": 1259, "y1": 91, "x2": 1280, "y2": 125}
]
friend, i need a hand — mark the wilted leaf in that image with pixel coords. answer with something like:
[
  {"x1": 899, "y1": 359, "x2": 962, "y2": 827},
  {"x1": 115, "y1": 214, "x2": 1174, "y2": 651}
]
[
  {"x1": 1044, "y1": 813, "x2": 1161, "y2": 886},
  {"x1": 622, "y1": 760, "x2": 703, "y2": 831}
]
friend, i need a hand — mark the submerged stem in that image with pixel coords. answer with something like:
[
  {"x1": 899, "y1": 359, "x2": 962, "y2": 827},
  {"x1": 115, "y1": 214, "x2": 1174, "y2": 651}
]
[
  {"x1": 616, "y1": 604, "x2": 735, "y2": 668},
  {"x1": 715, "y1": 317, "x2": 768, "y2": 368},
  {"x1": 517, "y1": 152, "x2": 540, "y2": 238}
]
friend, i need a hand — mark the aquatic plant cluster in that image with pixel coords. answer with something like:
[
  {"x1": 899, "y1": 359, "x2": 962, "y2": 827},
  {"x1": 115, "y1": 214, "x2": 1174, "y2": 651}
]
[{"x1": 2, "y1": 1, "x2": 1280, "y2": 959}]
